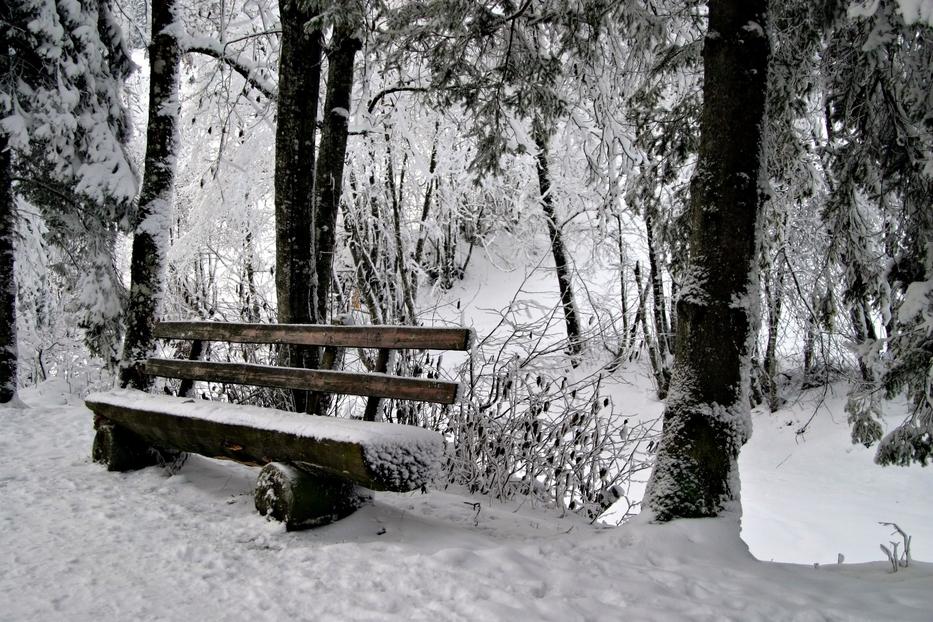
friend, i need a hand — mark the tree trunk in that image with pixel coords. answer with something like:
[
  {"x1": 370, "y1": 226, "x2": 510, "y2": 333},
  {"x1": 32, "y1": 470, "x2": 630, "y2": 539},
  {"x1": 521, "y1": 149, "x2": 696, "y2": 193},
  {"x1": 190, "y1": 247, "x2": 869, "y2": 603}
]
[
  {"x1": 119, "y1": 0, "x2": 181, "y2": 390},
  {"x1": 274, "y1": 0, "x2": 321, "y2": 327},
  {"x1": 645, "y1": 209, "x2": 671, "y2": 396},
  {"x1": 533, "y1": 129, "x2": 582, "y2": 360},
  {"x1": 630, "y1": 261, "x2": 649, "y2": 353},
  {"x1": 413, "y1": 126, "x2": 439, "y2": 276},
  {"x1": 311, "y1": 23, "x2": 361, "y2": 322},
  {"x1": 646, "y1": 209, "x2": 672, "y2": 354},
  {"x1": 242, "y1": 230, "x2": 261, "y2": 323},
  {"x1": 274, "y1": 0, "x2": 322, "y2": 411},
  {"x1": 255, "y1": 462, "x2": 372, "y2": 530},
  {"x1": 645, "y1": 0, "x2": 770, "y2": 521},
  {"x1": 615, "y1": 215, "x2": 631, "y2": 350},
  {"x1": 850, "y1": 300, "x2": 876, "y2": 382},
  {"x1": 763, "y1": 268, "x2": 784, "y2": 412},
  {"x1": 0, "y1": 127, "x2": 16, "y2": 403},
  {"x1": 1, "y1": 21, "x2": 18, "y2": 402}
]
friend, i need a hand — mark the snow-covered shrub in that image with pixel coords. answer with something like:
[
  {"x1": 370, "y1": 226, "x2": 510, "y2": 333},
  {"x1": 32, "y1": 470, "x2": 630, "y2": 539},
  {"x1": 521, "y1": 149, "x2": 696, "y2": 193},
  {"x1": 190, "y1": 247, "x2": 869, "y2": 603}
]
[
  {"x1": 437, "y1": 305, "x2": 658, "y2": 521},
  {"x1": 878, "y1": 522, "x2": 913, "y2": 573}
]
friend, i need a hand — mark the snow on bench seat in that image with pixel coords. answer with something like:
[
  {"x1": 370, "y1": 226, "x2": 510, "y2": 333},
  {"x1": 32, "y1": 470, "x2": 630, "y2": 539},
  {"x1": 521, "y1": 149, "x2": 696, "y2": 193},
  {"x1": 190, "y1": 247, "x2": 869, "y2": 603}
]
[{"x1": 85, "y1": 389, "x2": 444, "y2": 492}]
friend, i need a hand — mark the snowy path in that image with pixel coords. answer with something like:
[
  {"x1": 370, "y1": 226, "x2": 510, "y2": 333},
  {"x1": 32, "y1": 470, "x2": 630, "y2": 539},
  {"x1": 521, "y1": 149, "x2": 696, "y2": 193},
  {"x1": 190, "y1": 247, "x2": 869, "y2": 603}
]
[{"x1": 2, "y1": 383, "x2": 931, "y2": 621}]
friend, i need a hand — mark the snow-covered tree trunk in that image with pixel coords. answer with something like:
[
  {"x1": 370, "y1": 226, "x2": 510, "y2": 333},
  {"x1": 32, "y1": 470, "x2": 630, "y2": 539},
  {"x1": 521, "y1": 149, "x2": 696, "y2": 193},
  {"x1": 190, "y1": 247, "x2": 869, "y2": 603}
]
[
  {"x1": 274, "y1": 0, "x2": 321, "y2": 329},
  {"x1": 119, "y1": 0, "x2": 182, "y2": 390},
  {"x1": 0, "y1": 128, "x2": 16, "y2": 404},
  {"x1": 534, "y1": 130, "x2": 582, "y2": 359},
  {"x1": 0, "y1": 18, "x2": 17, "y2": 403},
  {"x1": 273, "y1": 0, "x2": 322, "y2": 412},
  {"x1": 305, "y1": 22, "x2": 360, "y2": 416},
  {"x1": 311, "y1": 22, "x2": 360, "y2": 324},
  {"x1": 645, "y1": 0, "x2": 771, "y2": 521},
  {"x1": 645, "y1": 208, "x2": 672, "y2": 398}
]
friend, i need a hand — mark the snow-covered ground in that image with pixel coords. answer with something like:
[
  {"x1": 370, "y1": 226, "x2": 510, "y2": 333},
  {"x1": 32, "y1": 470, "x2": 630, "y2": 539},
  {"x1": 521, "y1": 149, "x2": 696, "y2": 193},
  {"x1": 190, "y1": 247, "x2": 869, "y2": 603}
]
[
  {"x1": 5, "y1": 236, "x2": 931, "y2": 620},
  {"x1": 741, "y1": 385, "x2": 933, "y2": 565},
  {"x1": 2, "y1": 377, "x2": 931, "y2": 621}
]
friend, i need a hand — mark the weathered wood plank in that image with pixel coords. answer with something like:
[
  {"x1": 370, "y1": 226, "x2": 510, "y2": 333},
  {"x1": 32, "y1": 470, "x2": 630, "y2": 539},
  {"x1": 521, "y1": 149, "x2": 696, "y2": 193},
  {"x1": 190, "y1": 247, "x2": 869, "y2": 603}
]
[
  {"x1": 153, "y1": 321, "x2": 473, "y2": 350},
  {"x1": 144, "y1": 358, "x2": 460, "y2": 404},
  {"x1": 85, "y1": 390, "x2": 443, "y2": 491}
]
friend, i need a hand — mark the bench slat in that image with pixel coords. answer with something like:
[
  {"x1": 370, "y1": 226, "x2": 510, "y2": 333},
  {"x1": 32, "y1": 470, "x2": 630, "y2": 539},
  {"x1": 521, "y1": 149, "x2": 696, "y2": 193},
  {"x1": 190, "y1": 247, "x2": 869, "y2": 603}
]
[
  {"x1": 154, "y1": 321, "x2": 473, "y2": 350},
  {"x1": 145, "y1": 358, "x2": 460, "y2": 404},
  {"x1": 86, "y1": 390, "x2": 443, "y2": 492}
]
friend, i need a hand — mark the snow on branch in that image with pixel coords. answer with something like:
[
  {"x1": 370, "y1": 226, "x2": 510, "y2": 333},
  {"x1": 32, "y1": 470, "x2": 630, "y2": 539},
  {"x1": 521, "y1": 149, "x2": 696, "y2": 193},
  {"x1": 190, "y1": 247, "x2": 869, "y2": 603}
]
[
  {"x1": 848, "y1": 0, "x2": 933, "y2": 26},
  {"x1": 179, "y1": 34, "x2": 278, "y2": 101}
]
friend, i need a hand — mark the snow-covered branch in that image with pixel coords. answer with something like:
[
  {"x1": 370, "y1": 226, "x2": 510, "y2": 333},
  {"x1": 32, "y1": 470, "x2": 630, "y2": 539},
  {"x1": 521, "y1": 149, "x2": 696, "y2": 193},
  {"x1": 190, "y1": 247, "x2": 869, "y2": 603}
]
[{"x1": 181, "y1": 35, "x2": 278, "y2": 101}]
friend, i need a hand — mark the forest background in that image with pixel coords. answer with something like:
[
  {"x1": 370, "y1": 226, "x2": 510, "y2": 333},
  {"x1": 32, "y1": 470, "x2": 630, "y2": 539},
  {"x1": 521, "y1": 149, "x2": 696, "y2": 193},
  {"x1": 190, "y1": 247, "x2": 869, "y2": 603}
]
[{"x1": 1, "y1": 0, "x2": 932, "y2": 524}]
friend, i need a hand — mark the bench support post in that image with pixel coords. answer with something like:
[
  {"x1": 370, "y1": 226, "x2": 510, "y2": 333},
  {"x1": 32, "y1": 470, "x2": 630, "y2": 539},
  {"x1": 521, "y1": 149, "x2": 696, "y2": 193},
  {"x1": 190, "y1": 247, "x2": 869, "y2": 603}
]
[
  {"x1": 92, "y1": 416, "x2": 177, "y2": 471},
  {"x1": 255, "y1": 462, "x2": 372, "y2": 530}
]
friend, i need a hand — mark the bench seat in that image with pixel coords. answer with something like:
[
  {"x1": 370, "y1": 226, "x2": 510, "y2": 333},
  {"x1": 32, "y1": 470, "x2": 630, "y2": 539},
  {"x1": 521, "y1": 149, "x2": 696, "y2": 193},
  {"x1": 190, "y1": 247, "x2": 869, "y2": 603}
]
[{"x1": 86, "y1": 389, "x2": 444, "y2": 492}]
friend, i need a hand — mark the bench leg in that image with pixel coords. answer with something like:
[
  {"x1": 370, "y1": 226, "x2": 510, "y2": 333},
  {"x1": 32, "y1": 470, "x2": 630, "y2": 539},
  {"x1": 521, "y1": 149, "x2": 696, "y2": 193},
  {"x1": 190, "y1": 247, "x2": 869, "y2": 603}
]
[
  {"x1": 92, "y1": 416, "x2": 177, "y2": 472},
  {"x1": 255, "y1": 462, "x2": 372, "y2": 530}
]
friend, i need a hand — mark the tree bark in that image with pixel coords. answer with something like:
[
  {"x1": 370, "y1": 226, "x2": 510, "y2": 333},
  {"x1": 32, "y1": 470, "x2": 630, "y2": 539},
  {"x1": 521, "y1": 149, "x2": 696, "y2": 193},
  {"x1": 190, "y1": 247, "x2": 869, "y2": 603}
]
[
  {"x1": 0, "y1": 127, "x2": 16, "y2": 403},
  {"x1": 274, "y1": 0, "x2": 322, "y2": 411},
  {"x1": 533, "y1": 130, "x2": 582, "y2": 359},
  {"x1": 255, "y1": 462, "x2": 372, "y2": 530},
  {"x1": 763, "y1": 268, "x2": 784, "y2": 412},
  {"x1": 646, "y1": 209, "x2": 672, "y2": 355},
  {"x1": 274, "y1": 0, "x2": 321, "y2": 329},
  {"x1": 615, "y1": 215, "x2": 631, "y2": 350},
  {"x1": 119, "y1": 0, "x2": 181, "y2": 390},
  {"x1": 645, "y1": 209, "x2": 671, "y2": 397},
  {"x1": 645, "y1": 0, "x2": 770, "y2": 521},
  {"x1": 311, "y1": 22, "x2": 361, "y2": 322},
  {"x1": 413, "y1": 127, "x2": 439, "y2": 273}
]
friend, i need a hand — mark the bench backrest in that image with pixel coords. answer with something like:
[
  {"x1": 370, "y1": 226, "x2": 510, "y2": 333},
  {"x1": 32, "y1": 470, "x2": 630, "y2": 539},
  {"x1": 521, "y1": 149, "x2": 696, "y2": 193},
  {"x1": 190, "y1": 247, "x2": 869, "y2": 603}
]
[{"x1": 145, "y1": 321, "x2": 472, "y2": 405}]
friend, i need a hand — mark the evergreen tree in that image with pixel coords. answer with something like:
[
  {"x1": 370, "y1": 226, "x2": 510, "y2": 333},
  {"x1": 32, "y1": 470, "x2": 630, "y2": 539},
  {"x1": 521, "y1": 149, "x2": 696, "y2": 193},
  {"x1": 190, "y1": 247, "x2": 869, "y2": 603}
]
[
  {"x1": 830, "y1": 2, "x2": 933, "y2": 465},
  {"x1": 1, "y1": 0, "x2": 137, "y2": 402}
]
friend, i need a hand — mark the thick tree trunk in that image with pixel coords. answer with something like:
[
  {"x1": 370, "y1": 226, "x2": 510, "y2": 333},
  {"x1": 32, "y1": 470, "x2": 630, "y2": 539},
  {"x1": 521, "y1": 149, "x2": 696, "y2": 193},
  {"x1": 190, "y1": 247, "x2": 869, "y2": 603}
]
[
  {"x1": 274, "y1": 0, "x2": 322, "y2": 412},
  {"x1": 119, "y1": 0, "x2": 181, "y2": 390},
  {"x1": 311, "y1": 23, "x2": 361, "y2": 322},
  {"x1": 304, "y1": 23, "x2": 359, "y2": 415},
  {"x1": 645, "y1": 0, "x2": 770, "y2": 521},
  {"x1": 255, "y1": 462, "x2": 372, "y2": 530},
  {"x1": 1, "y1": 22, "x2": 17, "y2": 403},
  {"x1": 533, "y1": 130, "x2": 582, "y2": 359},
  {"x1": 274, "y1": 0, "x2": 321, "y2": 328},
  {"x1": 0, "y1": 129, "x2": 16, "y2": 403}
]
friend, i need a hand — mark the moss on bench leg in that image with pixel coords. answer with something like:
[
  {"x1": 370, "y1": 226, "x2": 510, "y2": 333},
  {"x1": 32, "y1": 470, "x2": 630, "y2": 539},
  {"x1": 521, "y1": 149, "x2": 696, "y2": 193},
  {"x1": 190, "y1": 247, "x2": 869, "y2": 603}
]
[
  {"x1": 92, "y1": 416, "x2": 177, "y2": 472},
  {"x1": 255, "y1": 462, "x2": 373, "y2": 530}
]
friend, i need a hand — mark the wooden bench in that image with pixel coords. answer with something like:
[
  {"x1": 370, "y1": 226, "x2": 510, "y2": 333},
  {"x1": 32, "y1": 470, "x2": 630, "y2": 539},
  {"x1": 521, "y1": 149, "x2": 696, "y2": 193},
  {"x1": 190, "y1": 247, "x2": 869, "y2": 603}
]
[{"x1": 85, "y1": 321, "x2": 472, "y2": 530}]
